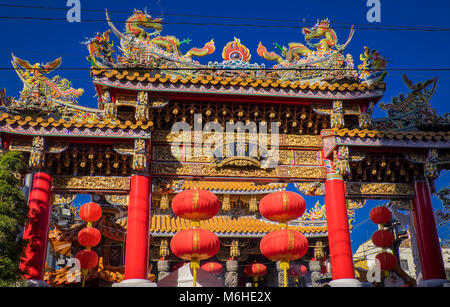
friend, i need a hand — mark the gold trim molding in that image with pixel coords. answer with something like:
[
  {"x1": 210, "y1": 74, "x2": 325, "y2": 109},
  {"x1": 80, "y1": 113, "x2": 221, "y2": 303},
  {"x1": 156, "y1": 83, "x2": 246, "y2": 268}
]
[
  {"x1": 346, "y1": 182, "x2": 414, "y2": 198},
  {"x1": 52, "y1": 176, "x2": 130, "y2": 192}
]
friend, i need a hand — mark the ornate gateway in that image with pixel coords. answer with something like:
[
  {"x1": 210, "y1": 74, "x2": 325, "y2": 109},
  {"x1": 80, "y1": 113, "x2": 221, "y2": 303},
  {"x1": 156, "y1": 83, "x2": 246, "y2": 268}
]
[{"x1": 2, "y1": 8, "x2": 448, "y2": 288}]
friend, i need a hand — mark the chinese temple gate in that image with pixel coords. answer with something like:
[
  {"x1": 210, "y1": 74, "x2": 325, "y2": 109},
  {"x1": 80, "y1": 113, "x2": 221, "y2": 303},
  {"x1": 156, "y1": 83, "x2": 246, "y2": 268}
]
[{"x1": 1, "y1": 9, "x2": 448, "y2": 287}]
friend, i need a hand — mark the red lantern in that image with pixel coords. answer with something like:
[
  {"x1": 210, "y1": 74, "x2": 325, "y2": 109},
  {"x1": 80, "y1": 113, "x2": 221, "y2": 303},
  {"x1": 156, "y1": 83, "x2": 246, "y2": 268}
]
[
  {"x1": 170, "y1": 228, "x2": 220, "y2": 261},
  {"x1": 369, "y1": 206, "x2": 391, "y2": 225},
  {"x1": 79, "y1": 202, "x2": 102, "y2": 222},
  {"x1": 260, "y1": 229, "x2": 309, "y2": 262},
  {"x1": 260, "y1": 228, "x2": 308, "y2": 287},
  {"x1": 78, "y1": 227, "x2": 102, "y2": 247},
  {"x1": 288, "y1": 263, "x2": 308, "y2": 278},
  {"x1": 371, "y1": 229, "x2": 394, "y2": 248},
  {"x1": 375, "y1": 252, "x2": 397, "y2": 271},
  {"x1": 172, "y1": 189, "x2": 220, "y2": 221},
  {"x1": 170, "y1": 228, "x2": 220, "y2": 287},
  {"x1": 244, "y1": 262, "x2": 267, "y2": 279},
  {"x1": 201, "y1": 262, "x2": 223, "y2": 274},
  {"x1": 259, "y1": 191, "x2": 306, "y2": 223},
  {"x1": 75, "y1": 249, "x2": 98, "y2": 270}
]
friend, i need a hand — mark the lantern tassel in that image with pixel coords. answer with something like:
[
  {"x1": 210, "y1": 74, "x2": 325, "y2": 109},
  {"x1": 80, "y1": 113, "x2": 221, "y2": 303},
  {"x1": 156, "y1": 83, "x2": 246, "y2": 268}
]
[
  {"x1": 191, "y1": 260, "x2": 200, "y2": 287},
  {"x1": 280, "y1": 261, "x2": 290, "y2": 287},
  {"x1": 81, "y1": 269, "x2": 88, "y2": 287}
]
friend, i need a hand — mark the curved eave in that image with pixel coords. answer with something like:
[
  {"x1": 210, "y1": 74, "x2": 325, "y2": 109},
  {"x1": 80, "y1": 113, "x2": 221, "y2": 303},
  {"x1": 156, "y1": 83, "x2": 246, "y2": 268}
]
[
  {"x1": 92, "y1": 71, "x2": 386, "y2": 104},
  {"x1": 0, "y1": 112, "x2": 153, "y2": 139}
]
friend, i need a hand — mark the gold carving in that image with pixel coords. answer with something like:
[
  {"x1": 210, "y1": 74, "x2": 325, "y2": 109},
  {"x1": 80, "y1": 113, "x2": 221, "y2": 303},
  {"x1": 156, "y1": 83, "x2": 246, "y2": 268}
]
[
  {"x1": 346, "y1": 198, "x2": 367, "y2": 210},
  {"x1": 221, "y1": 194, "x2": 231, "y2": 211},
  {"x1": 312, "y1": 103, "x2": 361, "y2": 115},
  {"x1": 116, "y1": 94, "x2": 137, "y2": 106},
  {"x1": 52, "y1": 176, "x2": 130, "y2": 191},
  {"x1": 132, "y1": 139, "x2": 147, "y2": 171},
  {"x1": 216, "y1": 156, "x2": 261, "y2": 168},
  {"x1": 9, "y1": 139, "x2": 32, "y2": 152},
  {"x1": 346, "y1": 182, "x2": 414, "y2": 197},
  {"x1": 105, "y1": 194, "x2": 129, "y2": 206},
  {"x1": 152, "y1": 130, "x2": 322, "y2": 148},
  {"x1": 294, "y1": 150, "x2": 319, "y2": 165},
  {"x1": 278, "y1": 150, "x2": 293, "y2": 165},
  {"x1": 280, "y1": 134, "x2": 322, "y2": 147},
  {"x1": 248, "y1": 196, "x2": 258, "y2": 212},
  {"x1": 29, "y1": 136, "x2": 45, "y2": 168},
  {"x1": 53, "y1": 194, "x2": 76, "y2": 206},
  {"x1": 286, "y1": 166, "x2": 327, "y2": 179},
  {"x1": 294, "y1": 182, "x2": 325, "y2": 196}
]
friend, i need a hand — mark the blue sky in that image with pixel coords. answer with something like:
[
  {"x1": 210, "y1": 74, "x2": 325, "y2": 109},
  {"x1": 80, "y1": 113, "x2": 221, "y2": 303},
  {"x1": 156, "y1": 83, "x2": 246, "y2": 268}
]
[{"x1": 0, "y1": 0, "x2": 448, "y2": 252}]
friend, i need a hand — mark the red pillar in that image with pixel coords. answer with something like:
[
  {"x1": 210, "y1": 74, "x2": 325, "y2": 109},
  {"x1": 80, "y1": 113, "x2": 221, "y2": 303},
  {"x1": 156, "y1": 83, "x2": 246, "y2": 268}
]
[
  {"x1": 324, "y1": 161, "x2": 359, "y2": 286},
  {"x1": 412, "y1": 178, "x2": 446, "y2": 282},
  {"x1": 20, "y1": 171, "x2": 52, "y2": 281},
  {"x1": 124, "y1": 174, "x2": 151, "y2": 280}
]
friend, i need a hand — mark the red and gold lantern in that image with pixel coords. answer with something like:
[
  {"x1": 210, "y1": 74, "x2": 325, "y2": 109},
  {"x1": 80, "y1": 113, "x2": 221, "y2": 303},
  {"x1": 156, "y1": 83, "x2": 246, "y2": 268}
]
[
  {"x1": 77, "y1": 202, "x2": 102, "y2": 287},
  {"x1": 375, "y1": 252, "x2": 397, "y2": 271},
  {"x1": 260, "y1": 229, "x2": 309, "y2": 261},
  {"x1": 244, "y1": 262, "x2": 267, "y2": 287},
  {"x1": 171, "y1": 189, "x2": 220, "y2": 224},
  {"x1": 260, "y1": 228, "x2": 308, "y2": 287},
  {"x1": 369, "y1": 206, "x2": 391, "y2": 225},
  {"x1": 371, "y1": 229, "x2": 394, "y2": 248},
  {"x1": 75, "y1": 249, "x2": 98, "y2": 270},
  {"x1": 78, "y1": 227, "x2": 102, "y2": 248},
  {"x1": 201, "y1": 262, "x2": 223, "y2": 275},
  {"x1": 170, "y1": 228, "x2": 220, "y2": 286},
  {"x1": 259, "y1": 191, "x2": 306, "y2": 224},
  {"x1": 79, "y1": 202, "x2": 102, "y2": 223}
]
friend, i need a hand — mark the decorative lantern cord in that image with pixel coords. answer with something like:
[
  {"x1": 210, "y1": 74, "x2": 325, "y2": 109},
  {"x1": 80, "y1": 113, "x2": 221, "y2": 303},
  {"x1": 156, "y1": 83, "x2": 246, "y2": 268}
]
[
  {"x1": 280, "y1": 261, "x2": 290, "y2": 287},
  {"x1": 191, "y1": 260, "x2": 200, "y2": 287},
  {"x1": 81, "y1": 268, "x2": 88, "y2": 287}
]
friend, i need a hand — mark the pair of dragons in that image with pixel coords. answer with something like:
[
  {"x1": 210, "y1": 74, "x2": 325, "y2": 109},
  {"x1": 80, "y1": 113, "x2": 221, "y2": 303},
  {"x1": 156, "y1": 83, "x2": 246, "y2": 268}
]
[{"x1": 87, "y1": 10, "x2": 353, "y2": 68}]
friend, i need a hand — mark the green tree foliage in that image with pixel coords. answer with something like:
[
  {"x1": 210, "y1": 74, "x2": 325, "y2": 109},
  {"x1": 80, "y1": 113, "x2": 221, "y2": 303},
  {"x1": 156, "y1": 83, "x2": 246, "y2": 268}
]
[{"x1": 0, "y1": 151, "x2": 27, "y2": 287}]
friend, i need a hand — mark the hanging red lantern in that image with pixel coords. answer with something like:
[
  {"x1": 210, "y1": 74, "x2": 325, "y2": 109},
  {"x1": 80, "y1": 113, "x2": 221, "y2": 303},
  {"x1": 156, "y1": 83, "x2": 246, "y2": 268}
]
[
  {"x1": 244, "y1": 262, "x2": 267, "y2": 284},
  {"x1": 288, "y1": 263, "x2": 308, "y2": 278},
  {"x1": 170, "y1": 228, "x2": 220, "y2": 286},
  {"x1": 75, "y1": 249, "x2": 98, "y2": 270},
  {"x1": 260, "y1": 229, "x2": 309, "y2": 262},
  {"x1": 79, "y1": 202, "x2": 102, "y2": 223},
  {"x1": 201, "y1": 262, "x2": 223, "y2": 275},
  {"x1": 171, "y1": 189, "x2": 220, "y2": 222},
  {"x1": 77, "y1": 227, "x2": 102, "y2": 247},
  {"x1": 371, "y1": 229, "x2": 394, "y2": 248},
  {"x1": 369, "y1": 206, "x2": 391, "y2": 225},
  {"x1": 375, "y1": 252, "x2": 397, "y2": 271},
  {"x1": 260, "y1": 228, "x2": 308, "y2": 287},
  {"x1": 259, "y1": 191, "x2": 306, "y2": 223},
  {"x1": 170, "y1": 228, "x2": 220, "y2": 260}
]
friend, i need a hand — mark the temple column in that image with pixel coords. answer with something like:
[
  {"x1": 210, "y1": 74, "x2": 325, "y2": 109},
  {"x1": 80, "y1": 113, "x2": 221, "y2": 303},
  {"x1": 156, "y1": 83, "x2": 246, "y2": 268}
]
[
  {"x1": 19, "y1": 136, "x2": 52, "y2": 287},
  {"x1": 411, "y1": 177, "x2": 447, "y2": 287},
  {"x1": 324, "y1": 159, "x2": 361, "y2": 287},
  {"x1": 114, "y1": 139, "x2": 155, "y2": 287}
]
